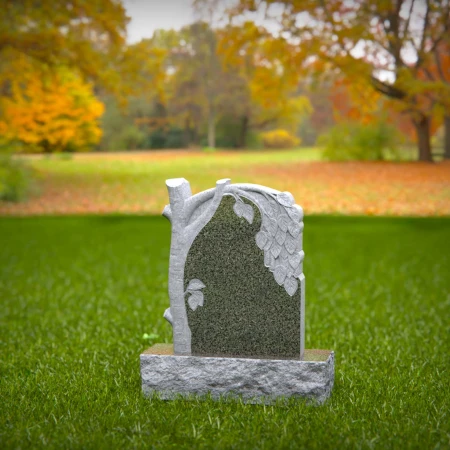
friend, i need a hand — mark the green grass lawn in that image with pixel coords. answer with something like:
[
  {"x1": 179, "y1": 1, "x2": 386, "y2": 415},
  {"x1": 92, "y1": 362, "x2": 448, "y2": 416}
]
[{"x1": 1, "y1": 215, "x2": 449, "y2": 449}]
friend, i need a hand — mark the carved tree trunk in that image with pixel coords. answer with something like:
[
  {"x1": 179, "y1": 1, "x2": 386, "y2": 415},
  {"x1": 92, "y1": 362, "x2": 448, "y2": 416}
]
[
  {"x1": 166, "y1": 179, "x2": 193, "y2": 355},
  {"x1": 165, "y1": 178, "x2": 230, "y2": 355}
]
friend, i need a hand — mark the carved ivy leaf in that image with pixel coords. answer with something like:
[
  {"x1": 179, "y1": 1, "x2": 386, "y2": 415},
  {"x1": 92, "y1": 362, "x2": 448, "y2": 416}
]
[
  {"x1": 271, "y1": 241, "x2": 282, "y2": 258},
  {"x1": 266, "y1": 217, "x2": 277, "y2": 236},
  {"x1": 284, "y1": 276, "x2": 298, "y2": 296},
  {"x1": 268, "y1": 196, "x2": 279, "y2": 216},
  {"x1": 275, "y1": 227, "x2": 286, "y2": 245},
  {"x1": 263, "y1": 205, "x2": 274, "y2": 219},
  {"x1": 188, "y1": 291, "x2": 204, "y2": 311},
  {"x1": 263, "y1": 236, "x2": 273, "y2": 251},
  {"x1": 264, "y1": 250, "x2": 275, "y2": 269},
  {"x1": 187, "y1": 279, "x2": 206, "y2": 292},
  {"x1": 242, "y1": 203, "x2": 254, "y2": 224},
  {"x1": 287, "y1": 204, "x2": 303, "y2": 222},
  {"x1": 233, "y1": 199, "x2": 244, "y2": 217},
  {"x1": 288, "y1": 221, "x2": 302, "y2": 238},
  {"x1": 274, "y1": 265, "x2": 287, "y2": 285},
  {"x1": 278, "y1": 213, "x2": 289, "y2": 232},
  {"x1": 255, "y1": 230, "x2": 268, "y2": 250},
  {"x1": 289, "y1": 251, "x2": 304, "y2": 269},
  {"x1": 277, "y1": 191, "x2": 295, "y2": 207},
  {"x1": 285, "y1": 234, "x2": 297, "y2": 254},
  {"x1": 293, "y1": 264, "x2": 302, "y2": 278}
]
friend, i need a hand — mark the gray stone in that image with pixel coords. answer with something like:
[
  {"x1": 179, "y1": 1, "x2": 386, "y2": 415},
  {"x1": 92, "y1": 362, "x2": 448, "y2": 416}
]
[
  {"x1": 141, "y1": 178, "x2": 335, "y2": 403},
  {"x1": 141, "y1": 345, "x2": 334, "y2": 404},
  {"x1": 163, "y1": 178, "x2": 305, "y2": 358}
]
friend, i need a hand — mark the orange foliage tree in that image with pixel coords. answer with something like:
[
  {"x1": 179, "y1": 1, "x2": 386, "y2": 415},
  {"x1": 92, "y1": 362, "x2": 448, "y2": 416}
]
[
  {"x1": 0, "y1": 0, "x2": 128, "y2": 95},
  {"x1": 230, "y1": 0, "x2": 450, "y2": 161},
  {"x1": 0, "y1": 61, "x2": 104, "y2": 153},
  {"x1": 329, "y1": 76, "x2": 420, "y2": 142},
  {"x1": 218, "y1": 21, "x2": 312, "y2": 146}
]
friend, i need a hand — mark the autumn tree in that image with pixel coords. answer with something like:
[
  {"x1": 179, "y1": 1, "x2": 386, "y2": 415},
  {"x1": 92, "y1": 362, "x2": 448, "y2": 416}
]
[
  {"x1": 0, "y1": 59, "x2": 104, "y2": 153},
  {"x1": 218, "y1": 21, "x2": 312, "y2": 147},
  {"x1": 0, "y1": 0, "x2": 129, "y2": 95},
  {"x1": 230, "y1": 0, "x2": 450, "y2": 161},
  {"x1": 168, "y1": 23, "x2": 222, "y2": 148},
  {"x1": 420, "y1": 39, "x2": 450, "y2": 159}
]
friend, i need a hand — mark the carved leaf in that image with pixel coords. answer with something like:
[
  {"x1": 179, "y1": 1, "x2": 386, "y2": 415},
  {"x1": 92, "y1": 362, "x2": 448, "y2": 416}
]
[
  {"x1": 277, "y1": 191, "x2": 295, "y2": 207},
  {"x1": 287, "y1": 205, "x2": 303, "y2": 222},
  {"x1": 289, "y1": 251, "x2": 304, "y2": 269},
  {"x1": 284, "y1": 276, "x2": 298, "y2": 296},
  {"x1": 271, "y1": 241, "x2": 282, "y2": 258},
  {"x1": 279, "y1": 246, "x2": 288, "y2": 260},
  {"x1": 263, "y1": 205, "x2": 274, "y2": 219},
  {"x1": 285, "y1": 234, "x2": 297, "y2": 254},
  {"x1": 263, "y1": 236, "x2": 273, "y2": 251},
  {"x1": 187, "y1": 279, "x2": 205, "y2": 292},
  {"x1": 255, "y1": 231, "x2": 268, "y2": 250},
  {"x1": 242, "y1": 203, "x2": 254, "y2": 224},
  {"x1": 188, "y1": 291, "x2": 204, "y2": 311},
  {"x1": 266, "y1": 217, "x2": 277, "y2": 236},
  {"x1": 233, "y1": 199, "x2": 244, "y2": 217},
  {"x1": 264, "y1": 250, "x2": 275, "y2": 269},
  {"x1": 288, "y1": 221, "x2": 302, "y2": 238},
  {"x1": 278, "y1": 213, "x2": 289, "y2": 232},
  {"x1": 293, "y1": 264, "x2": 302, "y2": 278},
  {"x1": 268, "y1": 196, "x2": 279, "y2": 215},
  {"x1": 274, "y1": 265, "x2": 287, "y2": 285},
  {"x1": 275, "y1": 227, "x2": 286, "y2": 245}
]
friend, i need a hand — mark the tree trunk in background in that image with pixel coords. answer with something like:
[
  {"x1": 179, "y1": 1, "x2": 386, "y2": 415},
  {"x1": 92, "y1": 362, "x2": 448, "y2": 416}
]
[
  {"x1": 444, "y1": 115, "x2": 450, "y2": 160},
  {"x1": 414, "y1": 116, "x2": 433, "y2": 162},
  {"x1": 207, "y1": 101, "x2": 215, "y2": 148},
  {"x1": 183, "y1": 118, "x2": 191, "y2": 147},
  {"x1": 239, "y1": 116, "x2": 248, "y2": 148}
]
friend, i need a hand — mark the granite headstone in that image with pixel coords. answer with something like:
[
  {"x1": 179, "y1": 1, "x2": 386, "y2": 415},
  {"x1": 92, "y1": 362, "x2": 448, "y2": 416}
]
[{"x1": 140, "y1": 178, "x2": 334, "y2": 403}]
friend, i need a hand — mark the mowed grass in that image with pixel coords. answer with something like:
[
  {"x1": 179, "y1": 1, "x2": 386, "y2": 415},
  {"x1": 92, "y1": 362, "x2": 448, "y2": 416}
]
[
  {"x1": 1, "y1": 215, "x2": 449, "y2": 449},
  {"x1": 1, "y1": 148, "x2": 449, "y2": 216}
]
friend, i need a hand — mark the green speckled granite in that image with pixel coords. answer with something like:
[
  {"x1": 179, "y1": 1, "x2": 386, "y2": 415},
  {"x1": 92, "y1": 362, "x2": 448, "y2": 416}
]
[{"x1": 184, "y1": 195, "x2": 301, "y2": 359}]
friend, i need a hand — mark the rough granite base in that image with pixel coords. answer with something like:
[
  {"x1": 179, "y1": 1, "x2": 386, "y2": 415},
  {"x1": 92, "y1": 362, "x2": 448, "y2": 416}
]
[{"x1": 140, "y1": 344, "x2": 334, "y2": 404}]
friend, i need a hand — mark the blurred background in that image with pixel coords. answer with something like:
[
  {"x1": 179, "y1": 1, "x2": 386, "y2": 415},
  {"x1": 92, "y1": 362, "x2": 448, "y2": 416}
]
[
  {"x1": 1, "y1": 3, "x2": 450, "y2": 447},
  {"x1": 0, "y1": 0, "x2": 449, "y2": 215}
]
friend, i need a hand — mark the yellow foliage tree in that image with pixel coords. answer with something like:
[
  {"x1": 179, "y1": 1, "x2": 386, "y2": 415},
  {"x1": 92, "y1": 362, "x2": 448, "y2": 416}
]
[{"x1": 0, "y1": 63, "x2": 104, "y2": 153}]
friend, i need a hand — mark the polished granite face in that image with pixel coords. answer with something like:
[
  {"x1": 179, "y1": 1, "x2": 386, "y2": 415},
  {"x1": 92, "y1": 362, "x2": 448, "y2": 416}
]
[{"x1": 184, "y1": 195, "x2": 301, "y2": 359}]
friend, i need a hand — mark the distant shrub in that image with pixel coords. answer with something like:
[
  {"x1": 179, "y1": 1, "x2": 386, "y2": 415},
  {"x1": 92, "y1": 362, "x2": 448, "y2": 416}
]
[
  {"x1": 245, "y1": 131, "x2": 264, "y2": 150},
  {"x1": 0, "y1": 155, "x2": 36, "y2": 202},
  {"x1": 318, "y1": 121, "x2": 400, "y2": 161},
  {"x1": 262, "y1": 129, "x2": 300, "y2": 149},
  {"x1": 164, "y1": 128, "x2": 184, "y2": 149},
  {"x1": 117, "y1": 126, "x2": 146, "y2": 151}
]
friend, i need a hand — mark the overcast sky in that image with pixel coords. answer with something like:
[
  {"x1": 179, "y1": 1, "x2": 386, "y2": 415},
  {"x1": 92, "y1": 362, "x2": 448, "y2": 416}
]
[
  {"x1": 123, "y1": 0, "x2": 196, "y2": 43},
  {"x1": 122, "y1": 0, "x2": 281, "y2": 43}
]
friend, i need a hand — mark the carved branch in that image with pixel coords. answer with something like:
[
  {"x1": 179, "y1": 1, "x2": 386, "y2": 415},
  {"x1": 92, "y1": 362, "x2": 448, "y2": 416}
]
[
  {"x1": 187, "y1": 178, "x2": 231, "y2": 238},
  {"x1": 166, "y1": 178, "x2": 192, "y2": 222},
  {"x1": 162, "y1": 205, "x2": 172, "y2": 222}
]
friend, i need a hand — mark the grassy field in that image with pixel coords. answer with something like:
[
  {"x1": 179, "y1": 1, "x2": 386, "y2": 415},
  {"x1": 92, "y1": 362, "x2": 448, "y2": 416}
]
[
  {"x1": 1, "y1": 148, "x2": 449, "y2": 216},
  {"x1": 1, "y1": 215, "x2": 449, "y2": 449}
]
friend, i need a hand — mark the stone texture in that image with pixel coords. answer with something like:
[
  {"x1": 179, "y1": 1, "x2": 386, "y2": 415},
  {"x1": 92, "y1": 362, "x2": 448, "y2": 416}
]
[
  {"x1": 141, "y1": 345, "x2": 334, "y2": 404},
  {"x1": 184, "y1": 195, "x2": 301, "y2": 359}
]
